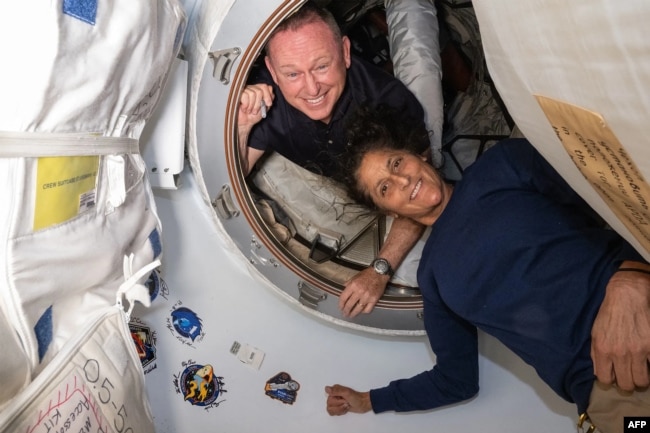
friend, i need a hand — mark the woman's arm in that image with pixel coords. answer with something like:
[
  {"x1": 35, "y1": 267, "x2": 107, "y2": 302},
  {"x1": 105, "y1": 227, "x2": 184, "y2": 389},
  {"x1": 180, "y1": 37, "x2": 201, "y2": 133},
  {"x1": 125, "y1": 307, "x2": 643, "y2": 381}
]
[{"x1": 327, "y1": 293, "x2": 480, "y2": 415}]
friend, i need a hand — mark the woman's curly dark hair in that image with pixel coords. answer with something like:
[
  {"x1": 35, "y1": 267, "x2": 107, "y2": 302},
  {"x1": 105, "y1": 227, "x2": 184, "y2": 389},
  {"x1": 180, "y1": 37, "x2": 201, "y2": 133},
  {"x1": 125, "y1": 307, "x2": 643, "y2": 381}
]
[{"x1": 336, "y1": 103, "x2": 430, "y2": 209}]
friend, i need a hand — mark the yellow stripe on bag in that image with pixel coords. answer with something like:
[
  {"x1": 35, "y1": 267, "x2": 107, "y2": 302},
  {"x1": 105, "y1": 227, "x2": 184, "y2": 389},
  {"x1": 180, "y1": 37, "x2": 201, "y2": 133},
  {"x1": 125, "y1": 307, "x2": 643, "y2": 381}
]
[{"x1": 34, "y1": 156, "x2": 99, "y2": 230}]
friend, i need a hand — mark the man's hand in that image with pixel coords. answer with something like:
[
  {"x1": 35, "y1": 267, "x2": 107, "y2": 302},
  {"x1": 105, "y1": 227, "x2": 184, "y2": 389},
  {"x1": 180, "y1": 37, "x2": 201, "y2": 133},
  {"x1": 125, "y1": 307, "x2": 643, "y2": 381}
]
[
  {"x1": 338, "y1": 217, "x2": 425, "y2": 318},
  {"x1": 591, "y1": 262, "x2": 650, "y2": 391},
  {"x1": 237, "y1": 84, "x2": 274, "y2": 175},
  {"x1": 339, "y1": 268, "x2": 390, "y2": 317},
  {"x1": 325, "y1": 385, "x2": 372, "y2": 416},
  {"x1": 238, "y1": 84, "x2": 274, "y2": 128}
]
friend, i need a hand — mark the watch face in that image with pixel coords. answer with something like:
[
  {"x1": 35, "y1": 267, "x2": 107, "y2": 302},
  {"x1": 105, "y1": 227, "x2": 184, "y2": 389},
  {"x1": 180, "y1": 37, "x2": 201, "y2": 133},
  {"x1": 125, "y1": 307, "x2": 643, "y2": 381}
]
[{"x1": 374, "y1": 258, "x2": 390, "y2": 274}]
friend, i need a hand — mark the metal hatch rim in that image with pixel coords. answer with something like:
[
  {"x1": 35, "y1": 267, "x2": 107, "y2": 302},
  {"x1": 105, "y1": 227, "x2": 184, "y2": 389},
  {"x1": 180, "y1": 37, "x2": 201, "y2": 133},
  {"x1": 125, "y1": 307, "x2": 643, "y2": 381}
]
[{"x1": 221, "y1": 0, "x2": 424, "y2": 310}]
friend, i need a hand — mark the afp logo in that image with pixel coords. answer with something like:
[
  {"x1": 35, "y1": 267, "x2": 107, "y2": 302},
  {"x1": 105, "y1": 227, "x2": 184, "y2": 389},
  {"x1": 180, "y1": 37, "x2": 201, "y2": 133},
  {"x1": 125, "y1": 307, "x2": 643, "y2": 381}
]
[{"x1": 625, "y1": 417, "x2": 650, "y2": 433}]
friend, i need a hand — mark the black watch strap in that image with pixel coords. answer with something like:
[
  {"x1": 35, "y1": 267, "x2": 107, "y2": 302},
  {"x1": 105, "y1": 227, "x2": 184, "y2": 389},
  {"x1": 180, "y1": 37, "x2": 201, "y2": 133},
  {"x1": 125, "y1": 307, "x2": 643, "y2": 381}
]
[{"x1": 371, "y1": 258, "x2": 394, "y2": 277}]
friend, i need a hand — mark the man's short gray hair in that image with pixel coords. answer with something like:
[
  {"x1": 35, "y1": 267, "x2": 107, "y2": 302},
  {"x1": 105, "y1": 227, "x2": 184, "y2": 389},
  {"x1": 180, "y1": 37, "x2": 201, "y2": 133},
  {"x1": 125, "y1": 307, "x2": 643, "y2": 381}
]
[{"x1": 265, "y1": 1, "x2": 343, "y2": 57}]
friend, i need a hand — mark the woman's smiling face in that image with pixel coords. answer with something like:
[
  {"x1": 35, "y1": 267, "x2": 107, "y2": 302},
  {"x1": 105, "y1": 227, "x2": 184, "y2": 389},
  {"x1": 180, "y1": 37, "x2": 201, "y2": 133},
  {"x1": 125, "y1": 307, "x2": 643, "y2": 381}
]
[{"x1": 356, "y1": 149, "x2": 452, "y2": 225}]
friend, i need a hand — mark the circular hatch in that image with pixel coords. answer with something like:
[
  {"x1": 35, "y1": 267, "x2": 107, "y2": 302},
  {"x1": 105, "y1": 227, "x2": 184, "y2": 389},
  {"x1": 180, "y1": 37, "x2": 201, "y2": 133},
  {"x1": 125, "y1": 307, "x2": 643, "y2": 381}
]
[{"x1": 188, "y1": 0, "x2": 425, "y2": 334}]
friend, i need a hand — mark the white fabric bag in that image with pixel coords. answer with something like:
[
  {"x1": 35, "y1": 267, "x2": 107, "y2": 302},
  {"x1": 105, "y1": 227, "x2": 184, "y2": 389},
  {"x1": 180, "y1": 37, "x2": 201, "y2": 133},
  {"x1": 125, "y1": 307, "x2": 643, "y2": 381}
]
[{"x1": 0, "y1": 306, "x2": 155, "y2": 433}]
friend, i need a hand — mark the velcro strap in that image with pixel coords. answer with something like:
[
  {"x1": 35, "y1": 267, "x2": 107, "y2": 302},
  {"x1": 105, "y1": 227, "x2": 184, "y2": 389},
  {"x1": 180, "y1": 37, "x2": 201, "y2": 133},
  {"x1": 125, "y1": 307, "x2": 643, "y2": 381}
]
[{"x1": 0, "y1": 131, "x2": 139, "y2": 157}]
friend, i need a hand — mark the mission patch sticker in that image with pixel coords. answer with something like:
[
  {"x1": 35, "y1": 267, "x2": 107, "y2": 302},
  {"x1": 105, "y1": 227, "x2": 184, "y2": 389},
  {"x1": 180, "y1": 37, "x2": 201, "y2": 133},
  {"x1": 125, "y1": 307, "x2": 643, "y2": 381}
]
[{"x1": 265, "y1": 372, "x2": 300, "y2": 405}]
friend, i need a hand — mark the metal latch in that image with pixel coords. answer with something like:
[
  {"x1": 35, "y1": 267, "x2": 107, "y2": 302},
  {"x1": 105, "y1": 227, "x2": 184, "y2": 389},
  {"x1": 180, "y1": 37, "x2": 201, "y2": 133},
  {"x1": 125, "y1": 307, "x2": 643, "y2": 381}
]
[
  {"x1": 298, "y1": 281, "x2": 327, "y2": 310},
  {"x1": 208, "y1": 47, "x2": 241, "y2": 84},
  {"x1": 212, "y1": 184, "x2": 240, "y2": 219}
]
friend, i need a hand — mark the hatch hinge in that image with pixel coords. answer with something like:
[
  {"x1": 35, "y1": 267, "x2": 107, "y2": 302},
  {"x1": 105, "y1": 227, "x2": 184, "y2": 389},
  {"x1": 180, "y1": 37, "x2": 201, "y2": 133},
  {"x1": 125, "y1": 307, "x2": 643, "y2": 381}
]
[
  {"x1": 212, "y1": 184, "x2": 240, "y2": 219},
  {"x1": 208, "y1": 47, "x2": 241, "y2": 85},
  {"x1": 297, "y1": 281, "x2": 327, "y2": 310}
]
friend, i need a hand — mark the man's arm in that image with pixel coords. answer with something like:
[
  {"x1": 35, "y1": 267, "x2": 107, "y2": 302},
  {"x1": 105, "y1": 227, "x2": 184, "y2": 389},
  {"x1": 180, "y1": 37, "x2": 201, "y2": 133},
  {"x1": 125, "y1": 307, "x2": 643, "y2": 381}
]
[
  {"x1": 339, "y1": 216, "x2": 425, "y2": 317},
  {"x1": 237, "y1": 84, "x2": 274, "y2": 175},
  {"x1": 237, "y1": 126, "x2": 265, "y2": 176},
  {"x1": 591, "y1": 260, "x2": 650, "y2": 391}
]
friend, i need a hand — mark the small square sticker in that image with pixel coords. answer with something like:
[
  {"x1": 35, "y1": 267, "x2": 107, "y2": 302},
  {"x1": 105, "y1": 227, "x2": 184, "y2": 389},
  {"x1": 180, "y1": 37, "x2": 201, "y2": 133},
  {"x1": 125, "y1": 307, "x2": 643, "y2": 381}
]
[{"x1": 230, "y1": 341, "x2": 265, "y2": 370}]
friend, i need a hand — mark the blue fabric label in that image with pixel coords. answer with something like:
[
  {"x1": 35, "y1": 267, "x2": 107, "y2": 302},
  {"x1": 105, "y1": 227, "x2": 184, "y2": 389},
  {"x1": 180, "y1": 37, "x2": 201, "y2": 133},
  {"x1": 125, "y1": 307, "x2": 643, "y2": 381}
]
[
  {"x1": 35, "y1": 306, "x2": 53, "y2": 362},
  {"x1": 149, "y1": 228, "x2": 162, "y2": 259},
  {"x1": 62, "y1": 0, "x2": 97, "y2": 25}
]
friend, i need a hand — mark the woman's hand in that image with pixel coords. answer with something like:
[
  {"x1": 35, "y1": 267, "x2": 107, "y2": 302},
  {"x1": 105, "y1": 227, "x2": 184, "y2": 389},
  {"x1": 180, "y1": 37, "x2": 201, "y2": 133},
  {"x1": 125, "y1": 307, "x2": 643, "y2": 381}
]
[{"x1": 325, "y1": 385, "x2": 372, "y2": 415}]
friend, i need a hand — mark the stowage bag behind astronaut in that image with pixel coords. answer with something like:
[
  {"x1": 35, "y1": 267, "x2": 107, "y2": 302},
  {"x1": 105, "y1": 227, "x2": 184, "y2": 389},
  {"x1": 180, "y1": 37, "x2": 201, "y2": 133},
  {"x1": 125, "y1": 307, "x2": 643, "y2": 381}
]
[{"x1": 0, "y1": 0, "x2": 186, "y2": 421}]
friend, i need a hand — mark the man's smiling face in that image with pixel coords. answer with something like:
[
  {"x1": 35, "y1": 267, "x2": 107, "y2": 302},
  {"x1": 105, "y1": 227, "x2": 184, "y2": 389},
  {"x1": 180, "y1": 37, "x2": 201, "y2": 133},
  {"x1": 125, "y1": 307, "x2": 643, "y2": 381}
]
[{"x1": 265, "y1": 19, "x2": 351, "y2": 124}]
